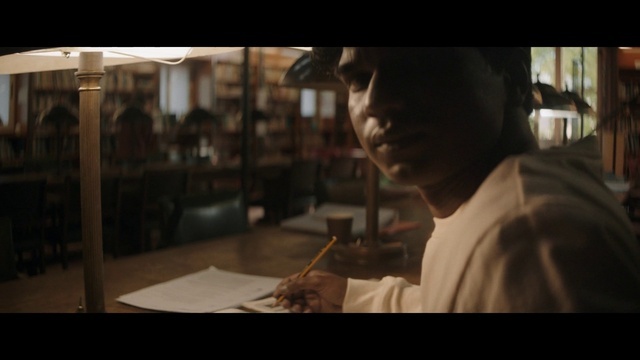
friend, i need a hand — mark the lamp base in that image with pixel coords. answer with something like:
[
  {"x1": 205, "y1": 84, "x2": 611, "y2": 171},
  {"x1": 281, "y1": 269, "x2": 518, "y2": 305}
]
[{"x1": 331, "y1": 241, "x2": 407, "y2": 265}]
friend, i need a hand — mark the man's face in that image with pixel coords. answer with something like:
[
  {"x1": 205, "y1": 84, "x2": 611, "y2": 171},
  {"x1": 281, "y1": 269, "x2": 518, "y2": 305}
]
[{"x1": 336, "y1": 47, "x2": 508, "y2": 187}]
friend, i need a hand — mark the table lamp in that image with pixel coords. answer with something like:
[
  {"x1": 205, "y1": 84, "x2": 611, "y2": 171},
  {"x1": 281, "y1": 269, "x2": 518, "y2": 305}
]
[{"x1": 0, "y1": 47, "x2": 242, "y2": 312}]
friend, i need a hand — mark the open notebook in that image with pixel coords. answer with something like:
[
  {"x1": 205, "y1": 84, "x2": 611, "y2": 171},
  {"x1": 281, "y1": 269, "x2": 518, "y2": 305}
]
[{"x1": 116, "y1": 266, "x2": 284, "y2": 313}]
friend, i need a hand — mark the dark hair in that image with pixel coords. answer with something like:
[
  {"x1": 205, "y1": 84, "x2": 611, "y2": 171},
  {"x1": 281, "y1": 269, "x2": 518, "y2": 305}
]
[
  {"x1": 310, "y1": 47, "x2": 342, "y2": 78},
  {"x1": 310, "y1": 47, "x2": 533, "y2": 114},
  {"x1": 478, "y1": 47, "x2": 533, "y2": 114}
]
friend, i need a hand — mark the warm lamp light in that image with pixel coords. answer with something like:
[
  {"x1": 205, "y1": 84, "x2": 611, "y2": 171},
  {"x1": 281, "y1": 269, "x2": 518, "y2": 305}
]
[{"x1": 21, "y1": 47, "x2": 193, "y2": 59}]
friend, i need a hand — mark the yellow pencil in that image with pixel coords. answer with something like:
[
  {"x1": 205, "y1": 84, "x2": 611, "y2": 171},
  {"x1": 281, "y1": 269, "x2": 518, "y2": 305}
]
[{"x1": 273, "y1": 236, "x2": 338, "y2": 306}]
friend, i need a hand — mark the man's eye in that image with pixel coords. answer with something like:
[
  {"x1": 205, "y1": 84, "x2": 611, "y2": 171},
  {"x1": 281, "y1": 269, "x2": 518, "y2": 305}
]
[{"x1": 346, "y1": 73, "x2": 372, "y2": 92}]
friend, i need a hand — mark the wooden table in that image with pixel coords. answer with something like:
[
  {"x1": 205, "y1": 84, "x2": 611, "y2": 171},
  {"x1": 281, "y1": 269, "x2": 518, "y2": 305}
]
[{"x1": 0, "y1": 194, "x2": 432, "y2": 313}]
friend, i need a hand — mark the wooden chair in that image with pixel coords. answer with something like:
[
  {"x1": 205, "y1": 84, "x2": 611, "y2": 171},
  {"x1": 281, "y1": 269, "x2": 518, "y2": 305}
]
[
  {"x1": 249, "y1": 164, "x2": 289, "y2": 224},
  {"x1": 138, "y1": 165, "x2": 189, "y2": 252},
  {"x1": 0, "y1": 173, "x2": 48, "y2": 276},
  {"x1": 60, "y1": 172, "x2": 122, "y2": 268},
  {"x1": 112, "y1": 106, "x2": 156, "y2": 167},
  {"x1": 34, "y1": 105, "x2": 80, "y2": 175},
  {"x1": 317, "y1": 156, "x2": 366, "y2": 206},
  {"x1": 101, "y1": 171, "x2": 123, "y2": 257},
  {"x1": 187, "y1": 166, "x2": 241, "y2": 196},
  {"x1": 327, "y1": 156, "x2": 360, "y2": 180},
  {"x1": 176, "y1": 107, "x2": 221, "y2": 163},
  {"x1": 286, "y1": 159, "x2": 322, "y2": 218},
  {"x1": 0, "y1": 217, "x2": 18, "y2": 282},
  {"x1": 251, "y1": 160, "x2": 321, "y2": 223}
]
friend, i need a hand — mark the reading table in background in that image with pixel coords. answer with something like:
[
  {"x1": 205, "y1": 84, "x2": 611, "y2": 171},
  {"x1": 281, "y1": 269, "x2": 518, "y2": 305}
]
[{"x1": 0, "y1": 194, "x2": 432, "y2": 313}]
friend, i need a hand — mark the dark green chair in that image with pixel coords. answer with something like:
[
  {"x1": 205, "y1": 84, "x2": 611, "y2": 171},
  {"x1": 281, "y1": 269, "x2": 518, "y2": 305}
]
[{"x1": 163, "y1": 192, "x2": 248, "y2": 245}]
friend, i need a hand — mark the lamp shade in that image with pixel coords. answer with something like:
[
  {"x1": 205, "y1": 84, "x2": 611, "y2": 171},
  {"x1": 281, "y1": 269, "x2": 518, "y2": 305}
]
[
  {"x1": 532, "y1": 84, "x2": 543, "y2": 109},
  {"x1": 0, "y1": 47, "x2": 243, "y2": 74},
  {"x1": 279, "y1": 51, "x2": 344, "y2": 91},
  {"x1": 562, "y1": 86, "x2": 595, "y2": 115},
  {"x1": 534, "y1": 79, "x2": 577, "y2": 111}
]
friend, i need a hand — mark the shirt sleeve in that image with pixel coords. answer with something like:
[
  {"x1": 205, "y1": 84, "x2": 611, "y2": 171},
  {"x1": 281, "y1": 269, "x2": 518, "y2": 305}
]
[
  {"x1": 342, "y1": 276, "x2": 423, "y2": 312},
  {"x1": 454, "y1": 201, "x2": 640, "y2": 312}
]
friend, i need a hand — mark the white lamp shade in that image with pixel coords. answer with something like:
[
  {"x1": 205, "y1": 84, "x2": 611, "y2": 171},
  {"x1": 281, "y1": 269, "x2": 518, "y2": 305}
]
[{"x1": 0, "y1": 47, "x2": 244, "y2": 74}]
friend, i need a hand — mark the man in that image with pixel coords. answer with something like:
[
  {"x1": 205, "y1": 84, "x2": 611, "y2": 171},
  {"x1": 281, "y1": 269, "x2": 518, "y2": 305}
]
[{"x1": 273, "y1": 47, "x2": 640, "y2": 312}]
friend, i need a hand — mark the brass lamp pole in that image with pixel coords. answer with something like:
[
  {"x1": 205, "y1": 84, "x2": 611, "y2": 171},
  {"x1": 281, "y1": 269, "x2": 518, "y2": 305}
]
[{"x1": 76, "y1": 52, "x2": 105, "y2": 313}]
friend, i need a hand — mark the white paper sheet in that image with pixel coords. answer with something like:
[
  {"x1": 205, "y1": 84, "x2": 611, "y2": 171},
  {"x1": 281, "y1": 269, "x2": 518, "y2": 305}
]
[
  {"x1": 116, "y1": 266, "x2": 282, "y2": 313},
  {"x1": 241, "y1": 296, "x2": 291, "y2": 313}
]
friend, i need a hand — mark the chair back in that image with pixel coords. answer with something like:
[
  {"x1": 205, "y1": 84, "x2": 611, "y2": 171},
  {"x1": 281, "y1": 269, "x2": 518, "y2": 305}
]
[
  {"x1": 61, "y1": 172, "x2": 122, "y2": 265},
  {"x1": 0, "y1": 217, "x2": 18, "y2": 282},
  {"x1": 100, "y1": 172, "x2": 122, "y2": 256},
  {"x1": 114, "y1": 106, "x2": 155, "y2": 164},
  {"x1": 0, "y1": 173, "x2": 48, "y2": 275},
  {"x1": 166, "y1": 192, "x2": 248, "y2": 244},
  {"x1": 138, "y1": 165, "x2": 189, "y2": 251},
  {"x1": 0, "y1": 174, "x2": 47, "y2": 233},
  {"x1": 327, "y1": 157, "x2": 360, "y2": 180},
  {"x1": 286, "y1": 159, "x2": 321, "y2": 217},
  {"x1": 142, "y1": 166, "x2": 189, "y2": 206},
  {"x1": 289, "y1": 159, "x2": 321, "y2": 198},
  {"x1": 187, "y1": 167, "x2": 241, "y2": 196}
]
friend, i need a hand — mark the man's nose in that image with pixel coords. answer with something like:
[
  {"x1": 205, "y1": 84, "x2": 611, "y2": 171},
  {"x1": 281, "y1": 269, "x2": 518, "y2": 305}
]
[{"x1": 364, "y1": 71, "x2": 406, "y2": 120}]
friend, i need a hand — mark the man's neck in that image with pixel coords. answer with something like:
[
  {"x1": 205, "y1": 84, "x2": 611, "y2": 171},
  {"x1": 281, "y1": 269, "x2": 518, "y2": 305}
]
[{"x1": 418, "y1": 112, "x2": 538, "y2": 219}]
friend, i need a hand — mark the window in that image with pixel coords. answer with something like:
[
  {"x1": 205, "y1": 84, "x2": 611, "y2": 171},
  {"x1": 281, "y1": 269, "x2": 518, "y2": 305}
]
[
  {"x1": 530, "y1": 47, "x2": 598, "y2": 148},
  {"x1": 300, "y1": 89, "x2": 337, "y2": 119}
]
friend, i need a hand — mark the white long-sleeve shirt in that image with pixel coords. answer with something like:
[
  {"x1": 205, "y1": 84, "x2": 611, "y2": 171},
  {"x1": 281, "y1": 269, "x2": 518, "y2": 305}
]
[{"x1": 343, "y1": 136, "x2": 640, "y2": 312}]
